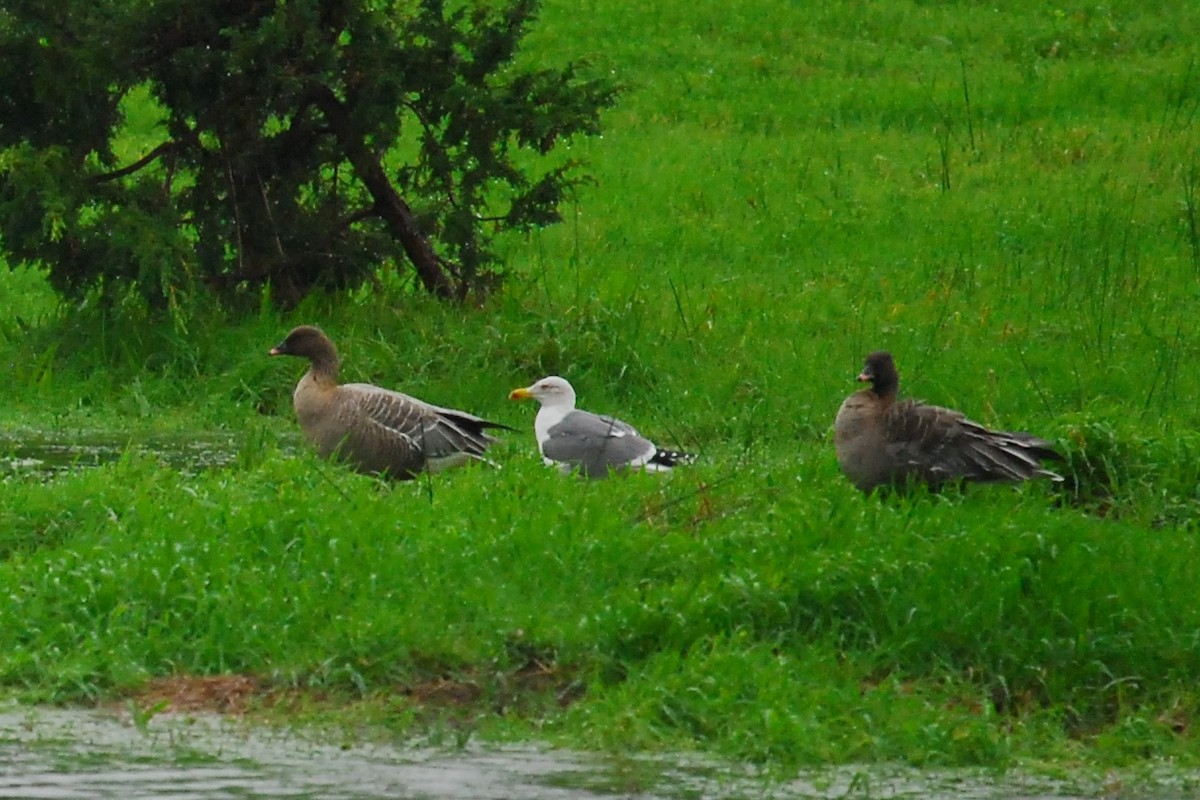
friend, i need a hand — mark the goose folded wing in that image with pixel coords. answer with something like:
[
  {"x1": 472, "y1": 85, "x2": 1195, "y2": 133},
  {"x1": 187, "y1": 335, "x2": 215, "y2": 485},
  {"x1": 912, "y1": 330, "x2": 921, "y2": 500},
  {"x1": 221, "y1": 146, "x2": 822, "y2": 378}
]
[
  {"x1": 957, "y1": 421, "x2": 1050, "y2": 478},
  {"x1": 885, "y1": 400, "x2": 1061, "y2": 483},
  {"x1": 345, "y1": 384, "x2": 488, "y2": 460},
  {"x1": 882, "y1": 400, "x2": 979, "y2": 482},
  {"x1": 418, "y1": 408, "x2": 498, "y2": 460}
]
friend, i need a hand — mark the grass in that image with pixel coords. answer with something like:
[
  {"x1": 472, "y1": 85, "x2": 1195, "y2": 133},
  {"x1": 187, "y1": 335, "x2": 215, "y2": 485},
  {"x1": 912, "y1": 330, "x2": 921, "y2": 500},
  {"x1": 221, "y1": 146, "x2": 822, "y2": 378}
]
[{"x1": 1, "y1": 0, "x2": 1199, "y2": 778}]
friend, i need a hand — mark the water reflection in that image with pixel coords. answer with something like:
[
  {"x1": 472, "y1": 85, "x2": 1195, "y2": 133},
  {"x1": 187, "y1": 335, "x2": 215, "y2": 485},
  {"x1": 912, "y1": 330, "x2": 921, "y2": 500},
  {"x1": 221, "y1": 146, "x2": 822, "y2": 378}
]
[{"x1": 0, "y1": 706, "x2": 1176, "y2": 800}]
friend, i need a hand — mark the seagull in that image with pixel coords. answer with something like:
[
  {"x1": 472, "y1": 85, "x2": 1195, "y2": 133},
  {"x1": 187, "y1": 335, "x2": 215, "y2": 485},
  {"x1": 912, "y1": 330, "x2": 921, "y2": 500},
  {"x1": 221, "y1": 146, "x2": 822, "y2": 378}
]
[{"x1": 509, "y1": 376, "x2": 693, "y2": 478}]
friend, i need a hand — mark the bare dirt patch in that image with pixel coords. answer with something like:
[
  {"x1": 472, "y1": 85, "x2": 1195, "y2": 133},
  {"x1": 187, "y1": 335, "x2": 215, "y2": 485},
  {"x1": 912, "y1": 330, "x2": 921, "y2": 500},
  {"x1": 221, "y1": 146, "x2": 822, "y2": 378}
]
[
  {"x1": 134, "y1": 674, "x2": 265, "y2": 714},
  {"x1": 120, "y1": 662, "x2": 582, "y2": 720}
]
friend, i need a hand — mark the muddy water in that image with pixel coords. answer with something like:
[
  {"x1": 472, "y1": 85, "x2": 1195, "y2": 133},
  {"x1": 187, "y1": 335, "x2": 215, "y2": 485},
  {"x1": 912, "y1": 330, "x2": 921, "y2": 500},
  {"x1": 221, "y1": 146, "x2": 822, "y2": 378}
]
[{"x1": 1, "y1": 705, "x2": 1182, "y2": 800}]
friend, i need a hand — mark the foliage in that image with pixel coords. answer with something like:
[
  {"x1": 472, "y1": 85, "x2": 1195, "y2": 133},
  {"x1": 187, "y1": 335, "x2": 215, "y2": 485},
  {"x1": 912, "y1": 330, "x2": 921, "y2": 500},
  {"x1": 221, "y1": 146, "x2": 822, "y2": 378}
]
[
  {"x1": 1, "y1": 444, "x2": 1199, "y2": 773},
  {"x1": 0, "y1": 0, "x2": 618, "y2": 310},
  {"x1": 1, "y1": 0, "x2": 1199, "y2": 778}
]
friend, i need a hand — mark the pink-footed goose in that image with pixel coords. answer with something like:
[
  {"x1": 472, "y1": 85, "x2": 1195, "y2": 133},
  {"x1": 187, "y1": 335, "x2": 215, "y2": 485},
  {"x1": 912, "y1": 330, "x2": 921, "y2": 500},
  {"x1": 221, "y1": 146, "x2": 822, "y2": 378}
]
[
  {"x1": 834, "y1": 351, "x2": 1063, "y2": 493},
  {"x1": 270, "y1": 325, "x2": 511, "y2": 479}
]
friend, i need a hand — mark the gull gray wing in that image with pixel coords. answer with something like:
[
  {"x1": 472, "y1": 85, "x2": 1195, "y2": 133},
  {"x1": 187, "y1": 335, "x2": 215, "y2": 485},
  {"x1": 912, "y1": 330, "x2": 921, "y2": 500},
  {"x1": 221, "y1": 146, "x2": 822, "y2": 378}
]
[{"x1": 541, "y1": 409, "x2": 658, "y2": 477}]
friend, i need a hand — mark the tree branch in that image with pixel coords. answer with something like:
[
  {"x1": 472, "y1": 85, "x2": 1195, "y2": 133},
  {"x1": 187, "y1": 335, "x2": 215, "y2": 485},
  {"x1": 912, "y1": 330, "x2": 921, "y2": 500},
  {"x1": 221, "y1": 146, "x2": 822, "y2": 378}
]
[
  {"x1": 310, "y1": 85, "x2": 458, "y2": 300},
  {"x1": 92, "y1": 141, "x2": 179, "y2": 183}
]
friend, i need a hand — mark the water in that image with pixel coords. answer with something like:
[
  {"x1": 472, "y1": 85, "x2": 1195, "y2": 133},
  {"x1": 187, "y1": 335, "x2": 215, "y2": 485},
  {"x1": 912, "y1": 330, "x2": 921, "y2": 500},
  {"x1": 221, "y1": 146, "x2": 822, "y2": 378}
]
[
  {"x1": 2, "y1": 705, "x2": 1186, "y2": 800},
  {"x1": 0, "y1": 431, "x2": 241, "y2": 477}
]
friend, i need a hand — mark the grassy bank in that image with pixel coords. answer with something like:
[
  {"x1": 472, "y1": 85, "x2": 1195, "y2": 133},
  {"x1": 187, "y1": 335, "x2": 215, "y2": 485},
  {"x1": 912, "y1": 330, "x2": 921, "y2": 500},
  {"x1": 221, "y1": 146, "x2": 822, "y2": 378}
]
[{"x1": 1, "y1": 0, "x2": 1199, "y2": 775}]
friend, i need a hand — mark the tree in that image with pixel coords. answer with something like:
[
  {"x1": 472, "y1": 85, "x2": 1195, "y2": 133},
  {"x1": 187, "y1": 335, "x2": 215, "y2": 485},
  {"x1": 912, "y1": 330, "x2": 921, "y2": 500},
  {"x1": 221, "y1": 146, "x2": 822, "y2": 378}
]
[{"x1": 0, "y1": 0, "x2": 619, "y2": 309}]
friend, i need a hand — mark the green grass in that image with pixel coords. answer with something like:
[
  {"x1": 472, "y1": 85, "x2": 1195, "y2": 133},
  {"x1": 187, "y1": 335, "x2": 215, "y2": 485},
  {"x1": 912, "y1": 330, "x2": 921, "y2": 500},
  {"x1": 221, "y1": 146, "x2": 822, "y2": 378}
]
[{"x1": 1, "y1": 0, "x2": 1199, "y2": 777}]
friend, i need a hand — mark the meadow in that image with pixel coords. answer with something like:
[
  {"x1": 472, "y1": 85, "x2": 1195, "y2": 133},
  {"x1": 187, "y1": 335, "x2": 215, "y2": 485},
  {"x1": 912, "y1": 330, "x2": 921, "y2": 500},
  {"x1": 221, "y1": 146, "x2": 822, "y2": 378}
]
[{"x1": 1, "y1": 0, "x2": 1199, "y2": 777}]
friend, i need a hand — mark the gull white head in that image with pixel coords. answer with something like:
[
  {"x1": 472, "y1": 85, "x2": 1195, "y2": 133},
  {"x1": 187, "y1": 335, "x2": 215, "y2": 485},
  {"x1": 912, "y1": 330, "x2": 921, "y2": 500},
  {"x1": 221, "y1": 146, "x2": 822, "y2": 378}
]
[{"x1": 509, "y1": 376, "x2": 577, "y2": 410}]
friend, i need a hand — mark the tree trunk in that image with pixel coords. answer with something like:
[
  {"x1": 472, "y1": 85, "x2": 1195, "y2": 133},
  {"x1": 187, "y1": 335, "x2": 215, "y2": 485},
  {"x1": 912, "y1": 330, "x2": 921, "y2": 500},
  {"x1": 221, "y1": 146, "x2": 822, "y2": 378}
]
[{"x1": 312, "y1": 86, "x2": 458, "y2": 300}]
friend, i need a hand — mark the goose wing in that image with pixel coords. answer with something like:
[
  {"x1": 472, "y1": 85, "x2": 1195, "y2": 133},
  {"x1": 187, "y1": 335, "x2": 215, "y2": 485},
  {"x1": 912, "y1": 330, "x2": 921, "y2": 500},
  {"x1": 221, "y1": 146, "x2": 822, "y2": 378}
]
[
  {"x1": 340, "y1": 384, "x2": 506, "y2": 474},
  {"x1": 884, "y1": 400, "x2": 1062, "y2": 485}
]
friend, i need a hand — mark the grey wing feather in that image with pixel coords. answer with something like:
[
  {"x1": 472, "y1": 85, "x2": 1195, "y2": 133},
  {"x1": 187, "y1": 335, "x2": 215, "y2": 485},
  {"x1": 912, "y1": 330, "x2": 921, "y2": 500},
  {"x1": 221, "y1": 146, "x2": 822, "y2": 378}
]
[{"x1": 542, "y1": 410, "x2": 657, "y2": 477}]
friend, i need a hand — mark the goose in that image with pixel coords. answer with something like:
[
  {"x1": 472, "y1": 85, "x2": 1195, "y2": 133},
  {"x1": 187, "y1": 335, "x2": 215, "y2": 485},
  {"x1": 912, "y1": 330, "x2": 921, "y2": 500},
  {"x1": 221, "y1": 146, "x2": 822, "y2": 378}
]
[
  {"x1": 834, "y1": 351, "x2": 1063, "y2": 493},
  {"x1": 509, "y1": 376, "x2": 693, "y2": 478},
  {"x1": 269, "y1": 325, "x2": 511, "y2": 479}
]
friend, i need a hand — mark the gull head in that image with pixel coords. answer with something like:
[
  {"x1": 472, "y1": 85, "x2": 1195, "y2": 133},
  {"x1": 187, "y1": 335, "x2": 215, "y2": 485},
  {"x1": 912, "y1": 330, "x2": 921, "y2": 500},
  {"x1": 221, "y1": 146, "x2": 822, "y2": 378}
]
[{"x1": 509, "y1": 376, "x2": 577, "y2": 409}]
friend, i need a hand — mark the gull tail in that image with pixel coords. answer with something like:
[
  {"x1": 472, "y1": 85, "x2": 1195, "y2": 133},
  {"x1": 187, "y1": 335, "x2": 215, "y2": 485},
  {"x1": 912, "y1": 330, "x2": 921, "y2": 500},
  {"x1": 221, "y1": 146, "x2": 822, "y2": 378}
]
[{"x1": 650, "y1": 449, "x2": 696, "y2": 469}]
